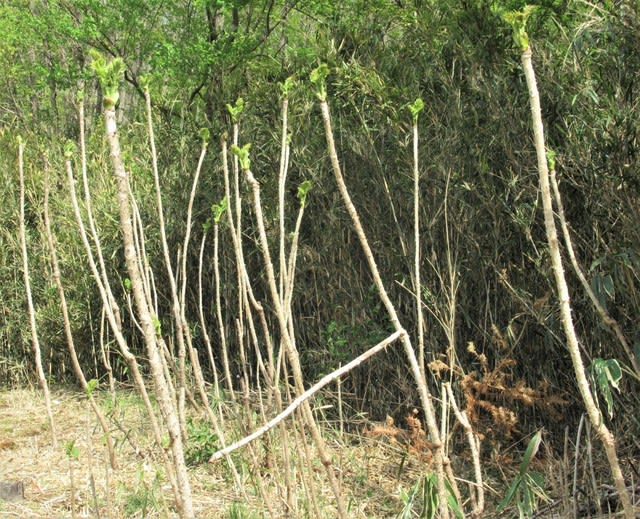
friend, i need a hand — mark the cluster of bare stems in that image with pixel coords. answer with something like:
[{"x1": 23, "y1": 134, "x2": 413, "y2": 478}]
[
  {"x1": 14, "y1": 54, "x2": 488, "y2": 517},
  {"x1": 15, "y1": 42, "x2": 635, "y2": 519}
]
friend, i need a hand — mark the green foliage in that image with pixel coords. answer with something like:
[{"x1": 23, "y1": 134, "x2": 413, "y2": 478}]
[
  {"x1": 279, "y1": 75, "x2": 296, "y2": 98},
  {"x1": 65, "y1": 440, "x2": 80, "y2": 460},
  {"x1": 151, "y1": 315, "x2": 162, "y2": 336},
  {"x1": 310, "y1": 63, "x2": 330, "y2": 101},
  {"x1": 2, "y1": 0, "x2": 640, "y2": 490},
  {"x1": 590, "y1": 358, "x2": 622, "y2": 419},
  {"x1": 316, "y1": 300, "x2": 392, "y2": 375},
  {"x1": 185, "y1": 417, "x2": 219, "y2": 466},
  {"x1": 63, "y1": 140, "x2": 76, "y2": 159},
  {"x1": 199, "y1": 127, "x2": 211, "y2": 145},
  {"x1": 407, "y1": 98, "x2": 425, "y2": 124},
  {"x1": 122, "y1": 466, "x2": 162, "y2": 517},
  {"x1": 323, "y1": 320, "x2": 349, "y2": 365},
  {"x1": 499, "y1": 5, "x2": 538, "y2": 50},
  {"x1": 226, "y1": 98, "x2": 245, "y2": 124},
  {"x1": 497, "y1": 431, "x2": 549, "y2": 518},
  {"x1": 589, "y1": 273, "x2": 615, "y2": 311},
  {"x1": 545, "y1": 149, "x2": 556, "y2": 171},
  {"x1": 211, "y1": 197, "x2": 228, "y2": 224},
  {"x1": 296, "y1": 180, "x2": 312, "y2": 208},
  {"x1": 397, "y1": 473, "x2": 463, "y2": 519},
  {"x1": 85, "y1": 378, "x2": 98, "y2": 396},
  {"x1": 89, "y1": 50, "x2": 126, "y2": 109},
  {"x1": 231, "y1": 143, "x2": 251, "y2": 171},
  {"x1": 226, "y1": 501, "x2": 259, "y2": 519}
]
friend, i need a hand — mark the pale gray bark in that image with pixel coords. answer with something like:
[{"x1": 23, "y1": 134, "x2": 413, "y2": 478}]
[
  {"x1": 18, "y1": 140, "x2": 57, "y2": 446},
  {"x1": 102, "y1": 106, "x2": 195, "y2": 519},
  {"x1": 521, "y1": 45, "x2": 634, "y2": 519}
]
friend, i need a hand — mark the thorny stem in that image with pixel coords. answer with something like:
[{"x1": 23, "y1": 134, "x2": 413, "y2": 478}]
[
  {"x1": 211, "y1": 330, "x2": 404, "y2": 461},
  {"x1": 43, "y1": 157, "x2": 117, "y2": 469},
  {"x1": 65, "y1": 156, "x2": 181, "y2": 507},
  {"x1": 243, "y1": 165, "x2": 349, "y2": 518},
  {"x1": 317, "y1": 98, "x2": 449, "y2": 519},
  {"x1": 520, "y1": 44, "x2": 634, "y2": 519},
  {"x1": 548, "y1": 162, "x2": 640, "y2": 379},
  {"x1": 102, "y1": 103, "x2": 195, "y2": 518}
]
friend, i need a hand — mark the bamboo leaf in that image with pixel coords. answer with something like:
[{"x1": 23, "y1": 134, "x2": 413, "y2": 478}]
[{"x1": 519, "y1": 430, "x2": 542, "y2": 475}]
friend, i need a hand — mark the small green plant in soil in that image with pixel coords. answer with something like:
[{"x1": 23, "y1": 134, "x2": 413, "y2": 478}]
[
  {"x1": 122, "y1": 466, "x2": 162, "y2": 517},
  {"x1": 226, "y1": 501, "x2": 260, "y2": 519},
  {"x1": 185, "y1": 417, "x2": 219, "y2": 466},
  {"x1": 496, "y1": 430, "x2": 550, "y2": 518},
  {"x1": 397, "y1": 472, "x2": 463, "y2": 519}
]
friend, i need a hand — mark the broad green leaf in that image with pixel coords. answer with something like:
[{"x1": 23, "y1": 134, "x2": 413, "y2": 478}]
[
  {"x1": 591, "y1": 358, "x2": 622, "y2": 418},
  {"x1": 496, "y1": 477, "x2": 521, "y2": 513}
]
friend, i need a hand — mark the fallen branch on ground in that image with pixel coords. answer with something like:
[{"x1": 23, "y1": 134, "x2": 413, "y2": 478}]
[{"x1": 209, "y1": 329, "x2": 406, "y2": 462}]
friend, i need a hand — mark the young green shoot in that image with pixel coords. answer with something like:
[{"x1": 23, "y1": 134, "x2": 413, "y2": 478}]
[
  {"x1": 231, "y1": 143, "x2": 251, "y2": 171},
  {"x1": 310, "y1": 64, "x2": 330, "y2": 101},
  {"x1": 500, "y1": 5, "x2": 537, "y2": 51},
  {"x1": 226, "y1": 98, "x2": 245, "y2": 123},
  {"x1": 89, "y1": 49, "x2": 126, "y2": 108},
  {"x1": 297, "y1": 180, "x2": 312, "y2": 208},
  {"x1": 279, "y1": 75, "x2": 296, "y2": 98},
  {"x1": 408, "y1": 98, "x2": 425, "y2": 124},
  {"x1": 212, "y1": 197, "x2": 228, "y2": 224}
]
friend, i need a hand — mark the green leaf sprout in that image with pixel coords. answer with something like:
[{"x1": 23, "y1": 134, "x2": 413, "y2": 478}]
[
  {"x1": 199, "y1": 127, "x2": 210, "y2": 145},
  {"x1": 280, "y1": 75, "x2": 295, "y2": 98},
  {"x1": 502, "y1": 5, "x2": 537, "y2": 51},
  {"x1": 89, "y1": 49, "x2": 126, "y2": 109},
  {"x1": 310, "y1": 64, "x2": 330, "y2": 101},
  {"x1": 408, "y1": 98, "x2": 425, "y2": 124},
  {"x1": 226, "y1": 98, "x2": 245, "y2": 123},
  {"x1": 230, "y1": 143, "x2": 251, "y2": 171},
  {"x1": 211, "y1": 197, "x2": 228, "y2": 224},
  {"x1": 151, "y1": 315, "x2": 162, "y2": 336},
  {"x1": 546, "y1": 149, "x2": 556, "y2": 171},
  {"x1": 297, "y1": 180, "x2": 312, "y2": 208},
  {"x1": 64, "y1": 140, "x2": 76, "y2": 159}
]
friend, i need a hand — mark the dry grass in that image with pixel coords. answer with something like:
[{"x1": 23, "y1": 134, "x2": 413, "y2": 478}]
[
  {"x1": 2, "y1": 387, "x2": 635, "y2": 518},
  {"x1": 0, "y1": 388, "x2": 251, "y2": 518},
  {"x1": 0, "y1": 387, "x2": 432, "y2": 518}
]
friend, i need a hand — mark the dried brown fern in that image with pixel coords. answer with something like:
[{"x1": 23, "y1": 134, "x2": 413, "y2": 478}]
[{"x1": 462, "y1": 343, "x2": 566, "y2": 439}]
